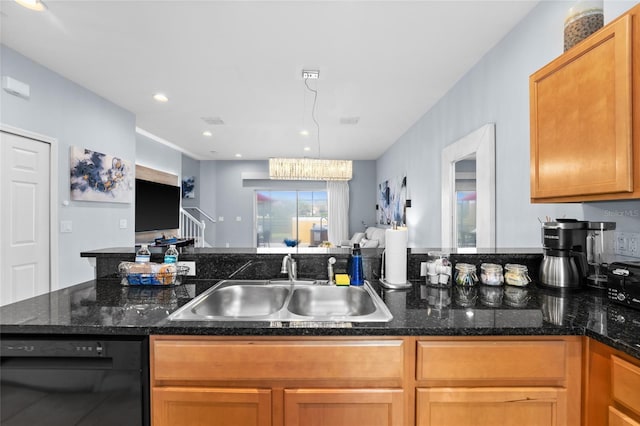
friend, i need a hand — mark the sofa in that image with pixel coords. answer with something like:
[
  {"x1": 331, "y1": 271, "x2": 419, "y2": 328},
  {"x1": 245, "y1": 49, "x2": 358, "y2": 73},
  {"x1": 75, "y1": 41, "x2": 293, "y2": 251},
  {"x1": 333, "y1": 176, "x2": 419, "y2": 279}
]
[{"x1": 341, "y1": 226, "x2": 386, "y2": 248}]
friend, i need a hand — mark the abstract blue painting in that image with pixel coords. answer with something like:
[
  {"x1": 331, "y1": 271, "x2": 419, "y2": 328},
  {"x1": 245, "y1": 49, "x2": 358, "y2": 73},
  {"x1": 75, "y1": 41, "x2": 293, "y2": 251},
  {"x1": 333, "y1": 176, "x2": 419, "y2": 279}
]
[
  {"x1": 182, "y1": 176, "x2": 195, "y2": 199},
  {"x1": 378, "y1": 175, "x2": 407, "y2": 226},
  {"x1": 70, "y1": 146, "x2": 133, "y2": 203}
]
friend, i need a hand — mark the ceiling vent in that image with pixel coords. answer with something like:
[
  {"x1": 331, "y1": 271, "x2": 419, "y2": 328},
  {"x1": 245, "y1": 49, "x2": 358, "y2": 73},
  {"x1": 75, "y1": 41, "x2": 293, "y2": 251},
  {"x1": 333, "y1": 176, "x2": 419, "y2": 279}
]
[
  {"x1": 201, "y1": 116, "x2": 225, "y2": 125},
  {"x1": 339, "y1": 117, "x2": 360, "y2": 125}
]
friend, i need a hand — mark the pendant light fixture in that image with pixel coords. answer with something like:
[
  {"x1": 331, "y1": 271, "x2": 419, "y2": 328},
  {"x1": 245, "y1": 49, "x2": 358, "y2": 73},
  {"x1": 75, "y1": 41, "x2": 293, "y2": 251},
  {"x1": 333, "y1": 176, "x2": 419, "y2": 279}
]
[
  {"x1": 15, "y1": 0, "x2": 47, "y2": 11},
  {"x1": 269, "y1": 70, "x2": 352, "y2": 181}
]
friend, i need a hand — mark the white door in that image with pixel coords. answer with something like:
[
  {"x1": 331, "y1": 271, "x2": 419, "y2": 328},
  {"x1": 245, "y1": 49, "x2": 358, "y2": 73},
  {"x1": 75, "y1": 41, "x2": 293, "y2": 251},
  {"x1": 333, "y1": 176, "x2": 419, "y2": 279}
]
[{"x1": 0, "y1": 131, "x2": 51, "y2": 306}]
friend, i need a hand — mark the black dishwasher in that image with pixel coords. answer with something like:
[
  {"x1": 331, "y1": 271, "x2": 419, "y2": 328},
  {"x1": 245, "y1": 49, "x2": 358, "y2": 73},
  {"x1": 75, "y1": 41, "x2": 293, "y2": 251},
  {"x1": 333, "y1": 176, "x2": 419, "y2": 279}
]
[{"x1": 1, "y1": 337, "x2": 149, "y2": 426}]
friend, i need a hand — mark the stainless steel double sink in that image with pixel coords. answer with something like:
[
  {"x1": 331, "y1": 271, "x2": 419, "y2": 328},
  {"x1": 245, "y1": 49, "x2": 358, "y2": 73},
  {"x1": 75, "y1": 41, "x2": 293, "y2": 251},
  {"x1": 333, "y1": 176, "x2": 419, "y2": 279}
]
[{"x1": 168, "y1": 279, "x2": 393, "y2": 322}]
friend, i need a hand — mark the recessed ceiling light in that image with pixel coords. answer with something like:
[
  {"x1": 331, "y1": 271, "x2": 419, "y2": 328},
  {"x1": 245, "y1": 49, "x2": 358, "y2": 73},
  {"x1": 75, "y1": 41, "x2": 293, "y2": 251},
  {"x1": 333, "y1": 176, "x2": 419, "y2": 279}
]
[
  {"x1": 153, "y1": 93, "x2": 168, "y2": 103},
  {"x1": 15, "y1": 0, "x2": 47, "y2": 11},
  {"x1": 299, "y1": 130, "x2": 310, "y2": 137},
  {"x1": 235, "y1": 153, "x2": 242, "y2": 158},
  {"x1": 304, "y1": 147, "x2": 311, "y2": 151},
  {"x1": 202, "y1": 130, "x2": 212, "y2": 137}
]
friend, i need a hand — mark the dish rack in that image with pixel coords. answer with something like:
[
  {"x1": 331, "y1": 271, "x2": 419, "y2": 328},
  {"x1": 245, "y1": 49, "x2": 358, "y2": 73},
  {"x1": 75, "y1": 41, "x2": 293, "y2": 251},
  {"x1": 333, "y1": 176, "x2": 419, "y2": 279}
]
[{"x1": 118, "y1": 261, "x2": 190, "y2": 286}]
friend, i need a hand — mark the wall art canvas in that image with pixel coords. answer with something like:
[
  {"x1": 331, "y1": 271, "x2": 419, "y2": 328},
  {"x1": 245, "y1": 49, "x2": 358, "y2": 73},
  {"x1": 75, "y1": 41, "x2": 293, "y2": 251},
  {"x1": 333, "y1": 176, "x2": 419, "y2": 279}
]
[
  {"x1": 70, "y1": 146, "x2": 133, "y2": 203},
  {"x1": 182, "y1": 176, "x2": 195, "y2": 199},
  {"x1": 378, "y1": 175, "x2": 407, "y2": 226}
]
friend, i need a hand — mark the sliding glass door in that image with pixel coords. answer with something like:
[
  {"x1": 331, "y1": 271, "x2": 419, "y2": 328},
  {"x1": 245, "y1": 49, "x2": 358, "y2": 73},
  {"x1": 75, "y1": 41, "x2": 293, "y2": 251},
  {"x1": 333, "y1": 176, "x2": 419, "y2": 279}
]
[{"x1": 256, "y1": 190, "x2": 328, "y2": 247}]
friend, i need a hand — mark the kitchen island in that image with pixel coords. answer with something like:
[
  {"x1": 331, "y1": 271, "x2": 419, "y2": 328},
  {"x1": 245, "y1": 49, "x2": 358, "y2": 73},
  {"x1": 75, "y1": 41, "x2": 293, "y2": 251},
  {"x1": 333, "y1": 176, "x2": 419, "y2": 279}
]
[{"x1": 2, "y1": 249, "x2": 640, "y2": 426}]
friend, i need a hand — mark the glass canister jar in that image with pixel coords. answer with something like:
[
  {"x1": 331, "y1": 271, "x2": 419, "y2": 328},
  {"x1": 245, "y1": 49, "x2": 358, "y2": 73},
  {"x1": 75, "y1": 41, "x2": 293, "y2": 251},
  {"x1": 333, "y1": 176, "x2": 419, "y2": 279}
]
[
  {"x1": 480, "y1": 263, "x2": 504, "y2": 286},
  {"x1": 454, "y1": 263, "x2": 478, "y2": 286},
  {"x1": 504, "y1": 263, "x2": 531, "y2": 286}
]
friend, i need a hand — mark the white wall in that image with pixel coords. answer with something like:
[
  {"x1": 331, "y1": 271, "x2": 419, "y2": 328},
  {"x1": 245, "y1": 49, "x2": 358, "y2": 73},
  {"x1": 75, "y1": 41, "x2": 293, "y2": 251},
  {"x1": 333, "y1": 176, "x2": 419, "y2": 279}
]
[
  {"x1": 1, "y1": 45, "x2": 136, "y2": 287},
  {"x1": 377, "y1": 1, "x2": 640, "y2": 248}
]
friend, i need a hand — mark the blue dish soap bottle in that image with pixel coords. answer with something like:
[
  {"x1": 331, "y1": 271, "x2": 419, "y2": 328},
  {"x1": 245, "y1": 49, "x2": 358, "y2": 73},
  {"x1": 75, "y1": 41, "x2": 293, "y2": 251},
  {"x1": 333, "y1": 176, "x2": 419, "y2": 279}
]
[{"x1": 349, "y1": 243, "x2": 364, "y2": 286}]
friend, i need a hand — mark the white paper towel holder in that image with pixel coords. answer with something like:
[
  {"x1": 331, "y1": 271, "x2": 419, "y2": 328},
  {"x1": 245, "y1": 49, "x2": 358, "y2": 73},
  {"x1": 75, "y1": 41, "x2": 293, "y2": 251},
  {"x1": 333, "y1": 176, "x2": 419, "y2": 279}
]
[{"x1": 379, "y1": 249, "x2": 412, "y2": 289}]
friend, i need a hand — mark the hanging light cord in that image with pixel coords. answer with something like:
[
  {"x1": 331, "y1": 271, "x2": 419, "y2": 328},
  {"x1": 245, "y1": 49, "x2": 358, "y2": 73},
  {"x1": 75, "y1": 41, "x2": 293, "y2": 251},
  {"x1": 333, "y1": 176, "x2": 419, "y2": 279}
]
[{"x1": 304, "y1": 77, "x2": 321, "y2": 159}]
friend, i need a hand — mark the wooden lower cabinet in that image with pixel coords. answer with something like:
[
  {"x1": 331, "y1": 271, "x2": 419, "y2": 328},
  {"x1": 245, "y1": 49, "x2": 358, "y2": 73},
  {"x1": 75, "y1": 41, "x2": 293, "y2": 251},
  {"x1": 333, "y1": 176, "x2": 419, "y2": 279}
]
[
  {"x1": 610, "y1": 406, "x2": 640, "y2": 426},
  {"x1": 416, "y1": 337, "x2": 582, "y2": 426},
  {"x1": 152, "y1": 387, "x2": 272, "y2": 426},
  {"x1": 284, "y1": 388, "x2": 403, "y2": 426},
  {"x1": 150, "y1": 335, "x2": 583, "y2": 426},
  {"x1": 150, "y1": 336, "x2": 407, "y2": 426},
  {"x1": 417, "y1": 387, "x2": 567, "y2": 426},
  {"x1": 584, "y1": 338, "x2": 640, "y2": 426}
]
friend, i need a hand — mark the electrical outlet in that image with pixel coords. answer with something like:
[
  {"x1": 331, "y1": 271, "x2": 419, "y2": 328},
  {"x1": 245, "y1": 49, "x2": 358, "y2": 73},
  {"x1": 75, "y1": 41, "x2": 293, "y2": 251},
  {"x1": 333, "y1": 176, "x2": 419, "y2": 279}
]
[
  {"x1": 614, "y1": 232, "x2": 640, "y2": 258},
  {"x1": 177, "y1": 261, "x2": 196, "y2": 276},
  {"x1": 629, "y1": 235, "x2": 639, "y2": 257},
  {"x1": 420, "y1": 262, "x2": 427, "y2": 277}
]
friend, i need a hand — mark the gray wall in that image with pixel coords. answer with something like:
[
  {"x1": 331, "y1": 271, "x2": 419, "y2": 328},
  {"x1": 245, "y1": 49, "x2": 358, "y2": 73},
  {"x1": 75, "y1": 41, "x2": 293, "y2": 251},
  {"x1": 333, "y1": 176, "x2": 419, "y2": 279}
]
[
  {"x1": 181, "y1": 154, "x2": 201, "y2": 209},
  {"x1": 377, "y1": 1, "x2": 640, "y2": 248},
  {"x1": 199, "y1": 159, "x2": 377, "y2": 247},
  {"x1": 349, "y1": 160, "x2": 377, "y2": 234},
  {"x1": 136, "y1": 132, "x2": 182, "y2": 178},
  {"x1": 1, "y1": 45, "x2": 136, "y2": 288}
]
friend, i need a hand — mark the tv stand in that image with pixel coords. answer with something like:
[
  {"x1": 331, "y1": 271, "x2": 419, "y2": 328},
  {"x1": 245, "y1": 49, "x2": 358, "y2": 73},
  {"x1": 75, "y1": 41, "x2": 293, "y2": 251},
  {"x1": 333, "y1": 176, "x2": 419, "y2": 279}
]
[{"x1": 145, "y1": 238, "x2": 195, "y2": 249}]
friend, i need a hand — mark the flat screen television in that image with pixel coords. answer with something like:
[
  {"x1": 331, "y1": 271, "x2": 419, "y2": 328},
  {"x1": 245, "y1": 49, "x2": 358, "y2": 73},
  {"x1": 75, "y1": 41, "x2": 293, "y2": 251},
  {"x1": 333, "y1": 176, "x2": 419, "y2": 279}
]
[{"x1": 135, "y1": 179, "x2": 180, "y2": 232}]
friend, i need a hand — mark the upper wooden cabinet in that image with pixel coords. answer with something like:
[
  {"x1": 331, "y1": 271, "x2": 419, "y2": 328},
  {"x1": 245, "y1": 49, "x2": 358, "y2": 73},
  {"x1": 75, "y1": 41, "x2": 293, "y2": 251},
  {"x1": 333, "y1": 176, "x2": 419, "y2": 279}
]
[{"x1": 529, "y1": 4, "x2": 640, "y2": 202}]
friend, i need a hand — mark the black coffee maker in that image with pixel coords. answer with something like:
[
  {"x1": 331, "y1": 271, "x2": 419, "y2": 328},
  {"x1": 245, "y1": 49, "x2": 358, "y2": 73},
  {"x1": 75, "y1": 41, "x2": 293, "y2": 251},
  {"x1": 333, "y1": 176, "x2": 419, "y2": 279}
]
[{"x1": 539, "y1": 219, "x2": 615, "y2": 289}]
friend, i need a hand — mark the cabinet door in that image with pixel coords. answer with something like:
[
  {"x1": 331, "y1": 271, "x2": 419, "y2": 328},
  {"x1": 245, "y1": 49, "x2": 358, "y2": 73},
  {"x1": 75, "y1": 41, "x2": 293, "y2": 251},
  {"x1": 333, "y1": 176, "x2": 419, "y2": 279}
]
[
  {"x1": 284, "y1": 388, "x2": 403, "y2": 426},
  {"x1": 152, "y1": 387, "x2": 271, "y2": 426},
  {"x1": 610, "y1": 406, "x2": 640, "y2": 426},
  {"x1": 416, "y1": 387, "x2": 566, "y2": 426},
  {"x1": 530, "y1": 15, "x2": 633, "y2": 200},
  {"x1": 612, "y1": 355, "x2": 640, "y2": 417}
]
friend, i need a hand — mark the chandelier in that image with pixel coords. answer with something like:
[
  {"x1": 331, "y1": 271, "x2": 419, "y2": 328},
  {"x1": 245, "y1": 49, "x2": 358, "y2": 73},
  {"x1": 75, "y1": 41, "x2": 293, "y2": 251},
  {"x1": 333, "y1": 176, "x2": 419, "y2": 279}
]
[
  {"x1": 269, "y1": 70, "x2": 352, "y2": 181},
  {"x1": 269, "y1": 158, "x2": 352, "y2": 181}
]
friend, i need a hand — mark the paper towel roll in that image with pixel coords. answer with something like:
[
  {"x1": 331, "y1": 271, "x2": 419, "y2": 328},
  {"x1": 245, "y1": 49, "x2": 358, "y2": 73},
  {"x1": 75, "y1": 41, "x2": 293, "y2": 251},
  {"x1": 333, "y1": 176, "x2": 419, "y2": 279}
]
[{"x1": 385, "y1": 228, "x2": 408, "y2": 284}]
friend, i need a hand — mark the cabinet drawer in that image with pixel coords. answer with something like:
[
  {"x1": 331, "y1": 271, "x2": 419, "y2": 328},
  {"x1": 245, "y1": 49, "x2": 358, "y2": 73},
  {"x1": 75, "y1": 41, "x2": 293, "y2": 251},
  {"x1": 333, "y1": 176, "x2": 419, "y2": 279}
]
[
  {"x1": 612, "y1": 356, "x2": 640, "y2": 416},
  {"x1": 153, "y1": 338, "x2": 404, "y2": 384},
  {"x1": 416, "y1": 340, "x2": 566, "y2": 383},
  {"x1": 610, "y1": 406, "x2": 640, "y2": 426}
]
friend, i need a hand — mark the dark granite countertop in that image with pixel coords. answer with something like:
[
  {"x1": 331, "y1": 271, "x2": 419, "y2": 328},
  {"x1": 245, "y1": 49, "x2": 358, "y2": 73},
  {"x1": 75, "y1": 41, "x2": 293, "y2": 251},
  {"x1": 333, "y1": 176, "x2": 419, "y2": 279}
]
[{"x1": 1, "y1": 277, "x2": 639, "y2": 361}]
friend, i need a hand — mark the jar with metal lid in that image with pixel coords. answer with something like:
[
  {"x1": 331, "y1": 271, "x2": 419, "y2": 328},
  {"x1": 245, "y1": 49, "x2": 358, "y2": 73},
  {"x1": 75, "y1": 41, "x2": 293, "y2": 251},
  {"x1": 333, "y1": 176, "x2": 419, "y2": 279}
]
[
  {"x1": 504, "y1": 263, "x2": 531, "y2": 286},
  {"x1": 454, "y1": 263, "x2": 478, "y2": 286},
  {"x1": 480, "y1": 263, "x2": 504, "y2": 286}
]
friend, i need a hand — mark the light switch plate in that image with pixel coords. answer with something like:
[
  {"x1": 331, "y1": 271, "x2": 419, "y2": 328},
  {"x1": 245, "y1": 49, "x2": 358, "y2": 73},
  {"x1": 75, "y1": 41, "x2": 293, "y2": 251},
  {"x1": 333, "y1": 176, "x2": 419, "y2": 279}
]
[
  {"x1": 119, "y1": 219, "x2": 127, "y2": 229},
  {"x1": 60, "y1": 220, "x2": 72, "y2": 233}
]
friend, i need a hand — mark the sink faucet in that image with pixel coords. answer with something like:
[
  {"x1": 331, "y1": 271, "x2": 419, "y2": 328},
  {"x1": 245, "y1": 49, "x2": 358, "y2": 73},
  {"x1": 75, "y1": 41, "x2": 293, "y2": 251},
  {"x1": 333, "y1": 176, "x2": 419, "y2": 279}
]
[
  {"x1": 327, "y1": 257, "x2": 336, "y2": 285},
  {"x1": 281, "y1": 254, "x2": 297, "y2": 281}
]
